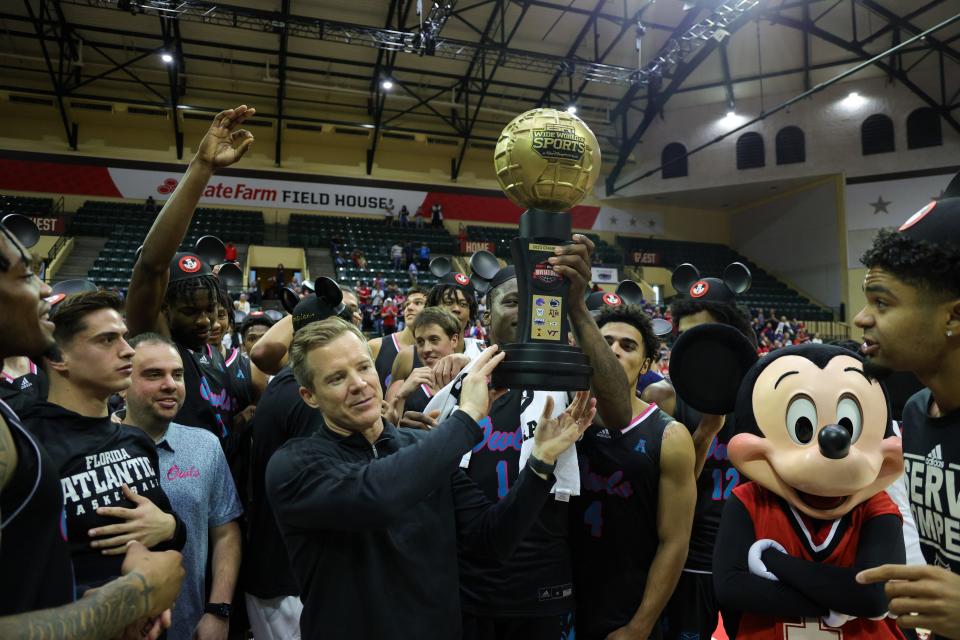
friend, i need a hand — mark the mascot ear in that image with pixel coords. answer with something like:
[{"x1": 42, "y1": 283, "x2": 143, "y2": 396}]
[
  {"x1": 615, "y1": 280, "x2": 643, "y2": 305},
  {"x1": 195, "y1": 235, "x2": 227, "y2": 266},
  {"x1": 723, "y1": 262, "x2": 752, "y2": 295},
  {"x1": 469, "y1": 250, "x2": 499, "y2": 296},
  {"x1": 429, "y1": 256, "x2": 452, "y2": 278},
  {"x1": 281, "y1": 286, "x2": 300, "y2": 315},
  {"x1": 670, "y1": 323, "x2": 758, "y2": 414},
  {"x1": 672, "y1": 263, "x2": 700, "y2": 295},
  {"x1": 2, "y1": 214, "x2": 40, "y2": 248}
]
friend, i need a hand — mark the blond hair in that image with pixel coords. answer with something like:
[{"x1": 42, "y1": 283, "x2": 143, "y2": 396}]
[{"x1": 289, "y1": 317, "x2": 370, "y2": 390}]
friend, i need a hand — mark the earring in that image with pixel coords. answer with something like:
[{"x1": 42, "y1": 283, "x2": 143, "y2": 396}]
[{"x1": 949, "y1": 330, "x2": 954, "y2": 337}]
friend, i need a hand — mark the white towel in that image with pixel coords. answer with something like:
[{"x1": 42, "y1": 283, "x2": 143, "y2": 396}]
[{"x1": 423, "y1": 357, "x2": 580, "y2": 501}]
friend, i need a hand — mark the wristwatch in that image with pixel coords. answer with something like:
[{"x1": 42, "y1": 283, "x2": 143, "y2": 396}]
[
  {"x1": 204, "y1": 603, "x2": 232, "y2": 619},
  {"x1": 526, "y1": 453, "x2": 557, "y2": 477}
]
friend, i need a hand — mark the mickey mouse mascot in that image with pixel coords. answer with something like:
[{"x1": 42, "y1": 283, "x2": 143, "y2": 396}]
[{"x1": 671, "y1": 326, "x2": 907, "y2": 638}]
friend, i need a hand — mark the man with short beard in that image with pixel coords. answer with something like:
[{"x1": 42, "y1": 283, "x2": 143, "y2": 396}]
[
  {"x1": 853, "y1": 183, "x2": 960, "y2": 639},
  {"x1": 0, "y1": 223, "x2": 183, "y2": 639},
  {"x1": 123, "y1": 332, "x2": 242, "y2": 640}
]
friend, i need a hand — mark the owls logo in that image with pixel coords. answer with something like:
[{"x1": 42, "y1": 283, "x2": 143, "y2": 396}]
[{"x1": 179, "y1": 255, "x2": 201, "y2": 273}]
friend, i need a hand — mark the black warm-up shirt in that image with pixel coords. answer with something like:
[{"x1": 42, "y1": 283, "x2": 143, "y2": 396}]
[
  {"x1": 24, "y1": 402, "x2": 186, "y2": 589},
  {"x1": 265, "y1": 411, "x2": 555, "y2": 640}
]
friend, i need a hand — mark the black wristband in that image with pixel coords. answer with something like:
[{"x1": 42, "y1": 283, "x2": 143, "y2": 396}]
[
  {"x1": 205, "y1": 603, "x2": 231, "y2": 619},
  {"x1": 527, "y1": 453, "x2": 557, "y2": 477}
]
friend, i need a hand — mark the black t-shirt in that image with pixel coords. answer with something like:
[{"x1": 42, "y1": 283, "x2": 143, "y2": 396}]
[
  {"x1": 23, "y1": 402, "x2": 184, "y2": 589},
  {"x1": 402, "y1": 383, "x2": 433, "y2": 415},
  {"x1": 244, "y1": 366, "x2": 324, "y2": 599},
  {"x1": 570, "y1": 404, "x2": 672, "y2": 639},
  {"x1": 0, "y1": 363, "x2": 47, "y2": 416},
  {"x1": 902, "y1": 389, "x2": 960, "y2": 577},
  {"x1": 175, "y1": 344, "x2": 240, "y2": 438},
  {"x1": 674, "y1": 396, "x2": 740, "y2": 572},
  {"x1": 459, "y1": 389, "x2": 573, "y2": 617},
  {"x1": 0, "y1": 399, "x2": 75, "y2": 614}
]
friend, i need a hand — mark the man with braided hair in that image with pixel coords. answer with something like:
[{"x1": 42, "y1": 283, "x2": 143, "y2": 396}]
[{"x1": 125, "y1": 105, "x2": 255, "y2": 438}]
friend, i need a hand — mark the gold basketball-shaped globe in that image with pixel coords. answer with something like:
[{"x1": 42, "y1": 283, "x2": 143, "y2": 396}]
[{"x1": 494, "y1": 108, "x2": 601, "y2": 211}]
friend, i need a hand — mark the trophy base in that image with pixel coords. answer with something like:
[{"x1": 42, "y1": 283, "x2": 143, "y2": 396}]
[{"x1": 491, "y1": 343, "x2": 592, "y2": 391}]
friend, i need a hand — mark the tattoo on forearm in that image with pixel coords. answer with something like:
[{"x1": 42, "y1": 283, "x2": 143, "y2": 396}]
[{"x1": 0, "y1": 571, "x2": 153, "y2": 640}]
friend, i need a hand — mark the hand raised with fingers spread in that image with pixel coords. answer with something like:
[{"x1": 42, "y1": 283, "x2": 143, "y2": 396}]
[
  {"x1": 532, "y1": 391, "x2": 597, "y2": 464},
  {"x1": 458, "y1": 345, "x2": 507, "y2": 423},
  {"x1": 196, "y1": 105, "x2": 256, "y2": 170}
]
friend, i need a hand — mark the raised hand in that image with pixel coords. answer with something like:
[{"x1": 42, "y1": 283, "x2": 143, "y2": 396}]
[
  {"x1": 548, "y1": 233, "x2": 596, "y2": 307},
  {"x1": 397, "y1": 366, "x2": 435, "y2": 400},
  {"x1": 195, "y1": 105, "x2": 256, "y2": 170},
  {"x1": 532, "y1": 391, "x2": 597, "y2": 464},
  {"x1": 458, "y1": 345, "x2": 507, "y2": 423}
]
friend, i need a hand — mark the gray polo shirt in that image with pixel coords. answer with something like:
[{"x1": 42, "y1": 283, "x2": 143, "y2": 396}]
[{"x1": 156, "y1": 423, "x2": 242, "y2": 639}]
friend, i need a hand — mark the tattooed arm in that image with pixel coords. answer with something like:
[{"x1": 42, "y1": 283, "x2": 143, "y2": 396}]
[{"x1": 0, "y1": 542, "x2": 184, "y2": 640}]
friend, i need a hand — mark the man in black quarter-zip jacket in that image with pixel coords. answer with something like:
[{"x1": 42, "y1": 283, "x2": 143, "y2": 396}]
[{"x1": 266, "y1": 317, "x2": 596, "y2": 640}]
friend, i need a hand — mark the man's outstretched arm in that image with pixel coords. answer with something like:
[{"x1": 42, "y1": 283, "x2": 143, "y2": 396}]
[
  {"x1": 0, "y1": 541, "x2": 184, "y2": 640},
  {"x1": 125, "y1": 105, "x2": 255, "y2": 338}
]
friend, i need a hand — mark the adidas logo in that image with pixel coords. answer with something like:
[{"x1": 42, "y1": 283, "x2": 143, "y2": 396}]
[
  {"x1": 595, "y1": 428, "x2": 612, "y2": 439},
  {"x1": 926, "y1": 444, "x2": 944, "y2": 469},
  {"x1": 198, "y1": 355, "x2": 210, "y2": 365},
  {"x1": 19, "y1": 378, "x2": 31, "y2": 390}
]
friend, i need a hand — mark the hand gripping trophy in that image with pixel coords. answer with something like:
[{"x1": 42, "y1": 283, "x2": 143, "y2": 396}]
[{"x1": 491, "y1": 108, "x2": 601, "y2": 391}]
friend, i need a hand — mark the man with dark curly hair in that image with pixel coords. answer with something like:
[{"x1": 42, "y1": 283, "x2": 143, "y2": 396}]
[
  {"x1": 854, "y1": 182, "x2": 960, "y2": 640},
  {"x1": 570, "y1": 304, "x2": 696, "y2": 640}
]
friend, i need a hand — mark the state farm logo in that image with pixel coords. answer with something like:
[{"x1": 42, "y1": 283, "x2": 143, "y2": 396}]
[{"x1": 157, "y1": 178, "x2": 178, "y2": 195}]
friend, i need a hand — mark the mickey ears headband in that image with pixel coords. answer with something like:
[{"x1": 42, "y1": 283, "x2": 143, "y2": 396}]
[
  {"x1": 45, "y1": 278, "x2": 99, "y2": 309},
  {"x1": 429, "y1": 256, "x2": 475, "y2": 293},
  {"x1": 282, "y1": 276, "x2": 343, "y2": 315},
  {"x1": 897, "y1": 171, "x2": 960, "y2": 248},
  {"x1": 149, "y1": 235, "x2": 243, "y2": 287},
  {"x1": 586, "y1": 280, "x2": 673, "y2": 336},
  {"x1": 671, "y1": 262, "x2": 752, "y2": 303},
  {"x1": 2, "y1": 214, "x2": 41, "y2": 248}
]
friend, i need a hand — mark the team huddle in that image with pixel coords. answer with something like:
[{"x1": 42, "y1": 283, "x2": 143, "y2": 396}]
[{"x1": 1, "y1": 105, "x2": 959, "y2": 640}]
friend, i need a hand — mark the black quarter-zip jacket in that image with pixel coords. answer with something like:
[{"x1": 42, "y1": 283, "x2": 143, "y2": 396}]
[{"x1": 265, "y1": 409, "x2": 555, "y2": 640}]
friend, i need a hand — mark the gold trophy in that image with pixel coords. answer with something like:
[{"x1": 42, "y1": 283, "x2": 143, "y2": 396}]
[{"x1": 491, "y1": 108, "x2": 601, "y2": 390}]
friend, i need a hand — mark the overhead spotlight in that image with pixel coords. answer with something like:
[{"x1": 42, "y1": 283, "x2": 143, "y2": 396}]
[
  {"x1": 160, "y1": 52, "x2": 174, "y2": 64},
  {"x1": 381, "y1": 79, "x2": 394, "y2": 90},
  {"x1": 726, "y1": 110, "x2": 736, "y2": 118},
  {"x1": 566, "y1": 105, "x2": 577, "y2": 115},
  {"x1": 842, "y1": 91, "x2": 865, "y2": 109}
]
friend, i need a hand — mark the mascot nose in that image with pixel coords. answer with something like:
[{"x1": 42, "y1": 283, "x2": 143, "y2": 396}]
[{"x1": 818, "y1": 424, "x2": 851, "y2": 460}]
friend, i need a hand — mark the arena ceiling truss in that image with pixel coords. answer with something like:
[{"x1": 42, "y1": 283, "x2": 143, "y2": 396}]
[{"x1": 1, "y1": 0, "x2": 958, "y2": 187}]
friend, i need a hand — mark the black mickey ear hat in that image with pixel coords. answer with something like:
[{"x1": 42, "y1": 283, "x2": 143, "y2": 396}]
[
  {"x1": 897, "y1": 172, "x2": 960, "y2": 249},
  {"x1": 45, "y1": 279, "x2": 98, "y2": 308},
  {"x1": 669, "y1": 322, "x2": 759, "y2": 415},
  {"x1": 240, "y1": 310, "x2": 275, "y2": 333},
  {"x1": 292, "y1": 277, "x2": 346, "y2": 333},
  {"x1": 468, "y1": 250, "x2": 501, "y2": 296},
  {"x1": 2, "y1": 214, "x2": 40, "y2": 248},
  {"x1": 429, "y1": 256, "x2": 476, "y2": 296},
  {"x1": 195, "y1": 235, "x2": 244, "y2": 287},
  {"x1": 169, "y1": 252, "x2": 212, "y2": 282},
  {"x1": 671, "y1": 262, "x2": 752, "y2": 304},
  {"x1": 585, "y1": 280, "x2": 673, "y2": 336},
  {"x1": 264, "y1": 309, "x2": 286, "y2": 323}
]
